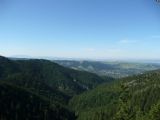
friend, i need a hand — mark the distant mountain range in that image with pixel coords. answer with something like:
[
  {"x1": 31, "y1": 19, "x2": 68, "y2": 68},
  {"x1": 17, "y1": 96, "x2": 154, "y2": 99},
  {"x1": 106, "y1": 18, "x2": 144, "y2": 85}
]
[{"x1": 54, "y1": 60, "x2": 160, "y2": 78}]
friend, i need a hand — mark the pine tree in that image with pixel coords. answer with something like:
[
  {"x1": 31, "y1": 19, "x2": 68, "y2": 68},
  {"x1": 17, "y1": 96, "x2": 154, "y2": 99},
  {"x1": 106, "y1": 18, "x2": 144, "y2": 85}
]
[{"x1": 149, "y1": 101, "x2": 160, "y2": 120}]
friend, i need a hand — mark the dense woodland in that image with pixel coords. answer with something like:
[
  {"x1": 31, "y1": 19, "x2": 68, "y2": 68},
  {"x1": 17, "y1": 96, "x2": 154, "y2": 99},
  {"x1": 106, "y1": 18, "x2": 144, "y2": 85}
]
[{"x1": 0, "y1": 56, "x2": 160, "y2": 120}]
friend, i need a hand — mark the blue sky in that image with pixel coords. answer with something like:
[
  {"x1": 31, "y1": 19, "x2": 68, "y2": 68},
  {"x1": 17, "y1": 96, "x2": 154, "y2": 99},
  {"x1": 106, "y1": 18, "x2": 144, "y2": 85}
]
[{"x1": 0, "y1": 0, "x2": 160, "y2": 60}]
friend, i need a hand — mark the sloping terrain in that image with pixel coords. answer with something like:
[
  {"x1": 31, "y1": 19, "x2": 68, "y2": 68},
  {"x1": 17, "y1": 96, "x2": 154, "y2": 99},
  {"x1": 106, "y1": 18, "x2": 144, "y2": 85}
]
[{"x1": 69, "y1": 70, "x2": 160, "y2": 120}]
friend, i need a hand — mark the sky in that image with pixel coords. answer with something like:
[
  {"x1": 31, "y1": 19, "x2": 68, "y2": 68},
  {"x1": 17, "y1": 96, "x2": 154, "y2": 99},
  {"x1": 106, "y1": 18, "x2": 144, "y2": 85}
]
[{"x1": 0, "y1": 0, "x2": 160, "y2": 60}]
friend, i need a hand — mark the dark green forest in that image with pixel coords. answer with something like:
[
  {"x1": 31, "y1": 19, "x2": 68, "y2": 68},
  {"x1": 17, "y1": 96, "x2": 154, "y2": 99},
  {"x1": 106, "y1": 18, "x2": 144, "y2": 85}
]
[
  {"x1": 1, "y1": 56, "x2": 160, "y2": 120},
  {"x1": 0, "y1": 82, "x2": 76, "y2": 120}
]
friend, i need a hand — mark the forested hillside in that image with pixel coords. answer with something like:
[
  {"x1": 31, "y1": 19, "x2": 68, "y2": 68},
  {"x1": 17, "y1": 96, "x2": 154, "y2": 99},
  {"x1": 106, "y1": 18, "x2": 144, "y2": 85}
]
[
  {"x1": 69, "y1": 70, "x2": 160, "y2": 120},
  {"x1": 0, "y1": 56, "x2": 110, "y2": 99}
]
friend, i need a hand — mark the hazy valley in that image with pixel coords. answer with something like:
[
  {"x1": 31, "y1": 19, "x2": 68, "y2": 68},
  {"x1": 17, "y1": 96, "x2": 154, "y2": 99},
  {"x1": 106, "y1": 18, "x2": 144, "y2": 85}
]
[{"x1": 55, "y1": 60, "x2": 160, "y2": 78}]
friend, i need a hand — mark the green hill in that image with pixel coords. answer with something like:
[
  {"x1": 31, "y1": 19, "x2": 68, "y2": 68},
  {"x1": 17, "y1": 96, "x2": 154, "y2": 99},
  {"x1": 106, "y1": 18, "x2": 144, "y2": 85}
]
[
  {"x1": 69, "y1": 70, "x2": 160, "y2": 120},
  {"x1": 0, "y1": 56, "x2": 110, "y2": 103}
]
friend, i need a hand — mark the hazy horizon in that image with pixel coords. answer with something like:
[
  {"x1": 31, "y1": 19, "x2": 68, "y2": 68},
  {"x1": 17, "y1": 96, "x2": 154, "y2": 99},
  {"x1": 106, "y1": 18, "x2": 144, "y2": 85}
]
[{"x1": 1, "y1": 54, "x2": 159, "y2": 63}]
